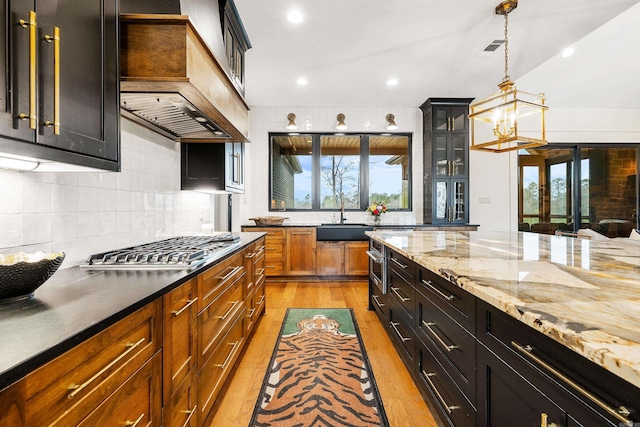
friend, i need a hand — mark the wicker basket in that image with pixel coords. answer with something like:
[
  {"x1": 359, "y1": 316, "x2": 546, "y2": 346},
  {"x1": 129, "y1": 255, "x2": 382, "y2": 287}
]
[
  {"x1": 249, "y1": 216, "x2": 288, "y2": 226},
  {"x1": 0, "y1": 252, "x2": 65, "y2": 302}
]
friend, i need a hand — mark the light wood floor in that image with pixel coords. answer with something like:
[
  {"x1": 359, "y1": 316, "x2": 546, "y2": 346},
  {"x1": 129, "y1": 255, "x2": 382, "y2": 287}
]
[{"x1": 207, "y1": 280, "x2": 439, "y2": 427}]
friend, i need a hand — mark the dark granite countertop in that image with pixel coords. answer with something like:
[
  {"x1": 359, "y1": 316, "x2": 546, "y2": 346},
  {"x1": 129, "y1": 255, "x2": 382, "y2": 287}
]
[{"x1": 0, "y1": 232, "x2": 265, "y2": 390}]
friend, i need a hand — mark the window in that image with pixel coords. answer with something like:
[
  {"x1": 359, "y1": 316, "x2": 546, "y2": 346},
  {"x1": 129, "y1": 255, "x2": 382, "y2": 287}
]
[
  {"x1": 518, "y1": 145, "x2": 639, "y2": 236},
  {"x1": 270, "y1": 133, "x2": 412, "y2": 212}
]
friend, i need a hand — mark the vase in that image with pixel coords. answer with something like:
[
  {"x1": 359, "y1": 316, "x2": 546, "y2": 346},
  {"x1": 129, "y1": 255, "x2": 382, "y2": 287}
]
[{"x1": 373, "y1": 215, "x2": 381, "y2": 226}]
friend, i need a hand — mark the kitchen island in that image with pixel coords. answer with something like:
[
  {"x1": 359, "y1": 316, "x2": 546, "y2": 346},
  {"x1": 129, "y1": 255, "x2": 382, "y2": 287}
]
[{"x1": 367, "y1": 229, "x2": 640, "y2": 426}]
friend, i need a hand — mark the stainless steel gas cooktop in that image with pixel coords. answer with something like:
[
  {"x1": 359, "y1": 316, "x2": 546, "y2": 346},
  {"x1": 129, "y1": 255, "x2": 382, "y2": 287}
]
[{"x1": 80, "y1": 234, "x2": 241, "y2": 270}]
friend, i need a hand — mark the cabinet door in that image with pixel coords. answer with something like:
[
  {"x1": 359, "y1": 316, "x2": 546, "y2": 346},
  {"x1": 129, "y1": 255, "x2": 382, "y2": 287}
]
[
  {"x1": 449, "y1": 134, "x2": 468, "y2": 178},
  {"x1": 449, "y1": 105, "x2": 469, "y2": 133},
  {"x1": 1, "y1": 1, "x2": 37, "y2": 143},
  {"x1": 225, "y1": 142, "x2": 245, "y2": 193},
  {"x1": 345, "y1": 241, "x2": 368, "y2": 275},
  {"x1": 432, "y1": 106, "x2": 450, "y2": 132},
  {"x1": 434, "y1": 179, "x2": 449, "y2": 223},
  {"x1": 317, "y1": 241, "x2": 344, "y2": 276},
  {"x1": 433, "y1": 178, "x2": 468, "y2": 224},
  {"x1": 287, "y1": 228, "x2": 316, "y2": 275},
  {"x1": 478, "y1": 344, "x2": 566, "y2": 427},
  {"x1": 433, "y1": 135, "x2": 449, "y2": 177},
  {"x1": 37, "y1": 0, "x2": 119, "y2": 161}
]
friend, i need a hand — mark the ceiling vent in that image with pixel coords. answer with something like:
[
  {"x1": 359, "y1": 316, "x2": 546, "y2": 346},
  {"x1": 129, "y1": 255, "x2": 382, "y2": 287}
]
[{"x1": 478, "y1": 39, "x2": 505, "y2": 56}]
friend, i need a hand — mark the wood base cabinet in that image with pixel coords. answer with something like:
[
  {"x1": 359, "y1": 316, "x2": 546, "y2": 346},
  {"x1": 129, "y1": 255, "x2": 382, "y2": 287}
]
[{"x1": 317, "y1": 241, "x2": 369, "y2": 276}]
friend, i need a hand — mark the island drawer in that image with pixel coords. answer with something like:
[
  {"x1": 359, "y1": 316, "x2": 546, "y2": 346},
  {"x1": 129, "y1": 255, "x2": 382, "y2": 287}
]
[
  {"x1": 417, "y1": 265, "x2": 475, "y2": 332},
  {"x1": 24, "y1": 300, "x2": 162, "y2": 427},
  {"x1": 198, "y1": 251, "x2": 245, "y2": 312},
  {"x1": 478, "y1": 300, "x2": 640, "y2": 426},
  {"x1": 416, "y1": 337, "x2": 476, "y2": 427},
  {"x1": 388, "y1": 266, "x2": 416, "y2": 322},
  {"x1": 388, "y1": 306, "x2": 415, "y2": 368},
  {"x1": 416, "y1": 291, "x2": 476, "y2": 403},
  {"x1": 388, "y1": 249, "x2": 415, "y2": 283}
]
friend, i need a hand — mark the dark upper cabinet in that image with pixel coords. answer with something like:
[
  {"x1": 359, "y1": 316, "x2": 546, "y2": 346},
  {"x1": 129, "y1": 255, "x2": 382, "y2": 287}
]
[
  {"x1": 421, "y1": 98, "x2": 473, "y2": 224},
  {"x1": 0, "y1": 0, "x2": 119, "y2": 170},
  {"x1": 181, "y1": 142, "x2": 245, "y2": 194}
]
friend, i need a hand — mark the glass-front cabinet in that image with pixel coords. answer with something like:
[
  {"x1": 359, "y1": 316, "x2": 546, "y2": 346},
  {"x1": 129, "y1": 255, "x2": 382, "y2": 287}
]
[
  {"x1": 433, "y1": 134, "x2": 468, "y2": 178},
  {"x1": 432, "y1": 105, "x2": 469, "y2": 133},
  {"x1": 434, "y1": 179, "x2": 468, "y2": 223}
]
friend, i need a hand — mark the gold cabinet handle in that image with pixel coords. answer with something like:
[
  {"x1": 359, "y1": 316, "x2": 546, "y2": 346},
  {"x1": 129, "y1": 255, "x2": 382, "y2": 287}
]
[
  {"x1": 512, "y1": 341, "x2": 632, "y2": 425},
  {"x1": 540, "y1": 413, "x2": 558, "y2": 427},
  {"x1": 67, "y1": 338, "x2": 146, "y2": 399},
  {"x1": 422, "y1": 370, "x2": 458, "y2": 414},
  {"x1": 420, "y1": 279, "x2": 455, "y2": 301},
  {"x1": 451, "y1": 116, "x2": 455, "y2": 131},
  {"x1": 172, "y1": 297, "x2": 197, "y2": 317},
  {"x1": 43, "y1": 27, "x2": 60, "y2": 134},
  {"x1": 214, "y1": 340, "x2": 240, "y2": 369},
  {"x1": 18, "y1": 11, "x2": 37, "y2": 129},
  {"x1": 423, "y1": 321, "x2": 458, "y2": 352},
  {"x1": 215, "y1": 300, "x2": 239, "y2": 320},
  {"x1": 124, "y1": 413, "x2": 145, "y2": 427},
  {"x1": 244, "y1": 252, "x2": 256, "y2": 259},
  {"x1": 390, "y1": 321, "x2": 411, "y2": 342},
  {"x1": 247, "y1": 308, "x2": 256, "y2": 318}
]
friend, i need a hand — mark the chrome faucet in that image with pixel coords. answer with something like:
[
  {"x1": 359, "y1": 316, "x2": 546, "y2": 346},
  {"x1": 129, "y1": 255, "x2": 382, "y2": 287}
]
[{"x1": 339, "y1": 192, "x2": 346, "y2": 224}]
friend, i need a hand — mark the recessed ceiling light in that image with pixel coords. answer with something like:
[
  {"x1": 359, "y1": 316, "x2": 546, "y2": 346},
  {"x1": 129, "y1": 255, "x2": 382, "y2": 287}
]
[
  {"x1": 287, "y1": 10, "x2": 303, "y2": 23},
  {"x1": 561, "y1": 46, "x2": 575, "y2": 58},
  {"x1": 386, "y1": 78, "x2": 398, "y2": 86},
  {"x1": 297, "y1": 77, "x2": 308, "y2": 86}
]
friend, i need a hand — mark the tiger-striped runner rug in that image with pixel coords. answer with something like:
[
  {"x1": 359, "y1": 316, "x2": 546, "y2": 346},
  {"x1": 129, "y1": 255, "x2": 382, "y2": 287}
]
[{"x1": 249, "y1": 308, "x2": 389, "y2": 427}]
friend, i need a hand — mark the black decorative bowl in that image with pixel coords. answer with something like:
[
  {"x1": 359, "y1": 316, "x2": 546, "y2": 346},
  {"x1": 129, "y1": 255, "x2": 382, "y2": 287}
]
[{"x1": 0, "y1": 252, "x2": 65, "y2": 303}]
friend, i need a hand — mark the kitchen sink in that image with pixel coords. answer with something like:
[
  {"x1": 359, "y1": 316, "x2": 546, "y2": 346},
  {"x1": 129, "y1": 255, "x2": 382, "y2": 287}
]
[{"x1": 316, "y1": 224, "x2": 373, "y2": 241}]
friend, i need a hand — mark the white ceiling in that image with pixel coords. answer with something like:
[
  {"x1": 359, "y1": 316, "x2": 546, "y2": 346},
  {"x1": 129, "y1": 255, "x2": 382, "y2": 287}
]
[{"x1": 234, "y1": 0, "x2": 640, "y2": 109}]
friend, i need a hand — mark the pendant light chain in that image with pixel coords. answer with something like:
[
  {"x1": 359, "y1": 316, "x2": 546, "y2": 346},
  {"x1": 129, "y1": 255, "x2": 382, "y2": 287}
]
[{"x1": 503, "y1": 12, "x2": 510, "y2": 82}]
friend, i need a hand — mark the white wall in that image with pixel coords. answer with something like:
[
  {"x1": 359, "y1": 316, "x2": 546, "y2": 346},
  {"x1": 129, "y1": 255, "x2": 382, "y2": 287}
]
[
  {"x1": 238, "y1": 106, "x2": 423, "y2": 228},
  {"x1": 0, "y1": 120, "x2": 212, "y2": 268}
]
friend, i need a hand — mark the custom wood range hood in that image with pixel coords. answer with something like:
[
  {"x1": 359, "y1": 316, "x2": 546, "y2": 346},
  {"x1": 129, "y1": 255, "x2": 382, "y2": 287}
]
[{"x1": 120, "y1": 14, "x2": 250, "y2": 143}]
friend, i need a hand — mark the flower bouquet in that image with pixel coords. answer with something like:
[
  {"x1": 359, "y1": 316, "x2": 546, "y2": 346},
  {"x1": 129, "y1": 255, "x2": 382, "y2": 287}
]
[{"x1": 367, "y1": 201, "x2": 387, "y2": 224}]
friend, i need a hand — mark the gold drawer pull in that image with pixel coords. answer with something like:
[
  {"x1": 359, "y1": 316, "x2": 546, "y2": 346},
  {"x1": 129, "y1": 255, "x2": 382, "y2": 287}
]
[
  {"x1": 244, "y1": 252, "x2": 256, "y2": 259},
  {"x1": 423, "y1": 321, "x2": 458, "y2": 352},
  {"x1": 214, "y1": 340, "x2": 240, "y2": 369},
  {"x1": 540, "y1": 413, "x2": 558, "y2": 427},
  {"x1": 43, "y1": 26, "x2": 60, "y2": 134},
  {"x1": 372, "y1": 294, "x2": 385, "y2": 308},
  {"x1": 421, "y1": 279, "x2": 455, "y2": 301},
  {"x1": 247, "y1": 308, "x2": 256, "y2": 318},
  {"x1": 511, "y1": 341, "x2": 632, "y2": 425},
  {"x1": 290, "y1": 231, "x2": 312, "y2": 235},
  {"x1": 390, "y1": 321, "x2": 410, "y2": 342},
  {"x1": 172, "y1": 297, "x2": 197, "y2": 317},
  {"x1": 218, "y1": 265, "x2": 242, "y2": 281},
  {"x1": 391, "y1": 286, "x2": 410, "y2": 302},
  {"x1": 181, "y1": 406, "x2": 197, "y2": 424},
  {"x1": 67, "y1": 337, "x2": 146, "y2": 399},
  {"x1": 215, "y1": 300, "x2": 240, "y2": 320},
  {"x1": 19, "y1": 11, "x2": 37, "y2": 129},
  {"x1": 422, "y1": 370, "x2": 458, "y2": 414},
  {"x1": 124, "y1": 413, "x2": 145, "y2": 426}
]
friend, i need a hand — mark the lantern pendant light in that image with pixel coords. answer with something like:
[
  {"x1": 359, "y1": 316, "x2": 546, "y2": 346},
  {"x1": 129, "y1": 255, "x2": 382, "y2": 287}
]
[{"x1": 469, "y1": 0, "x2": 548, "y2": 153}]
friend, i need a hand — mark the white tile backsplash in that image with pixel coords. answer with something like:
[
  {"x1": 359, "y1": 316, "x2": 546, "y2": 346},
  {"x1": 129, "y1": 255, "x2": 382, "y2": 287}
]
[{"x1": 0, "y1": 121, "x2": 213, "y2": 268}]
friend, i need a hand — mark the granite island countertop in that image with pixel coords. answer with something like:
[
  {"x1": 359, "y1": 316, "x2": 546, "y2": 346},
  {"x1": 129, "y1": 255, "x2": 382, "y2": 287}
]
[{"x1": 366, "y1": 229, "x2": 640, "y2": 389}]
